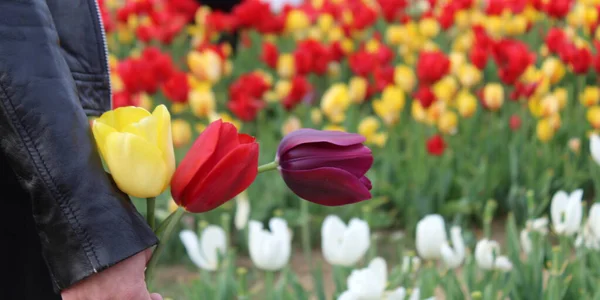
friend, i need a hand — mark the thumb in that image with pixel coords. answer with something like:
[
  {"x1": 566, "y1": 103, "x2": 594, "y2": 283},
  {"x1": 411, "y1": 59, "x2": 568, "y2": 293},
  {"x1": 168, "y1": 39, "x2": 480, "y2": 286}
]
[{"x1": 150, "y1": 293, "x2": 163, "y2": 300}]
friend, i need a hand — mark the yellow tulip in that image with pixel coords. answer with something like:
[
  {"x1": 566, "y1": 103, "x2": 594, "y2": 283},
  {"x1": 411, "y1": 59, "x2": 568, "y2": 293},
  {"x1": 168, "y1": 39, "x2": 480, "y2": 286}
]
[
  {"x1": 171, "y1": 103, "x2": 187, "y2": 114},
  {"x1": 540, "y1": 94, "x2": 560, "y2": 117},
  {"x1": 587, "y1": 106, "x2": 600, "y2": 129},
  {"x1": 458, "y1": 64, "x2": 482, "y2": 88},
  {"x1": 528, "y1": 97, "x2": 543, "y2": 117},
  {"x1": 285, "y1": 9, "x2": 310, "y2": 33},
  {"x1": 483, "y1": 83, "x2": 504, "y2": 111},
  {"x1": 274, "y1": 80, "x2": 292, "y2": 100},
  {"x1": 456, "y1": 89, "x2": 477, "y2": 118},
  {"x1": 318, "y1": 14, "x2": 335, "y2": 32},
  {"x1": 438, "y1": 110, "x2": 458, "y2": 135},
  {"x1": 282, "y1": 116, "x2": 302, "y2": 136},
  {"x1": 340, "y1": 38, "x2": 355, "y2": 54},
  {"x1": 548, "y1": 114, "x2": 561, "y2": 131},
  {"x1": 580, "y1": 86, "x2": 600, "y2": 107},
  {"x1": 349, "y1": 76, "x2": 368, "y2": 103},
  {"x1": 187, "y1": 50, "x2": 222, "y2": 84},
  {"x1": 426, "y1": 101, "x2": 447, "y2": 125},
  {"x1": 117, "y1": 25, "x2": 134, "y2": 45},
  {"x1": 394, "y1": 65, "x2": 416, "y2": 93},
  {"x1": 92, "y1": 105, "x2": 175, "y2": 198},
  {"x1": 328, "y1": 26, "x2": 345, "y2": 42},
  {"x1": 411, "y1": 101, "x2": 427, "y2": 123},
  {"x1": 386, "y1": 25, "x2": 404, "y2": 46},
  {"x1": 454, "y1": 10, "x2": 471, "y2": 30},
  {"x1": 433, "y1": 76, "x2": 458, "y2": 103},
  {"x1": 189, "y1": 84, "x2": 216, "y2": 118},
  {"x1": 323, "y1": 124, "x2": 346, "y2": 132},
  {"x1": 137, "y1": 93, "x2": 153, "y2": 112},
  {"x1": 365, "y1": 39, "x2": 380, "y2": 53},
  {"x1": 554, "y1": 88, "x2": 568, "y2": 109},
  {"x1": 449, "y1": 52, "x2": 466, "y2": 75},
  {"x1": 111, "y1": 73, "x2": 124, "y2": 93},
  {"x1": 452, "y1": 32, "x2": 473, "y2": 53},
  {"x1": 277, "y1": 54, "x2": 295, "y2": 79},
  {"x1": 536, "y1": 118, "x2": 554, "y2": 142},
  {"x1": 311, "y1": 108, "x2": 323, "y2": 125},
  {"x1": 505, "y1": 14, "x2": 528, "y2": 36},
  {"x1": 541, "y1": 57, "x2": 566, "y2": 84},
  {"x1": 171, "y1": 119, "x2": 192, "y2": 148},
  {"x1": 373, "y1": 85, "x2": 405, "y2": 125},
  {"x1": 321, "y1": 84, "x2": 350, "y2": 123},
  {"x1": 419, "y1": 17, "x2": 440, "y2": 38},
  {"x1": 485, "y1": 16, "x2": 504, "y2": 39},
  {"x1": 358, "y1": 116, "x2": 380, "y2": 137},
  {"x1": 358, "y1": 116, "x2": 387, "y2": 147}
]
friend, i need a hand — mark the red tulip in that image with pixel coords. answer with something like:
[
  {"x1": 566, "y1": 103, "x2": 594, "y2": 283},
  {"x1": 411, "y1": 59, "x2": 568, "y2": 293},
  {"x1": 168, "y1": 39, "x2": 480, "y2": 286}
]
[
  {"x1": 416, "y1": 51, "x2": 450, "y2": 85},
  {"x1": 171, "y1": 120, "x2": 259, "y2": 213},
  {"x1": 426, "y1": 134, "x2": 446, "y2": 156},
  {"x1": 509, "y1": 115, "x2": 522, "y2": 131}
]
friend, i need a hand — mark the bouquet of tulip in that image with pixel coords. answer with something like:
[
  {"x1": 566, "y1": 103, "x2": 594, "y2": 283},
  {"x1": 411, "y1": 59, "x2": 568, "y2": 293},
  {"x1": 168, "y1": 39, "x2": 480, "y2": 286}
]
[{"x1": 90, "y1": 104, "x2": 374, "y2": 284}]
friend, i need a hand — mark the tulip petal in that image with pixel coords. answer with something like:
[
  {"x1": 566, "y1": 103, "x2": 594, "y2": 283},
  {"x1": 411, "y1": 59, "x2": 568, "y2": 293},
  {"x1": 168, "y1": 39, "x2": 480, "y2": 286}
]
[
  {"x1": 321, "y1": 215, "x2": 347, "y2": 264},
  {"x1": 103, "y1": 132, "x2": 168, "y2": 198},
  {"x1": 179, "y1": 230, "x2": 210, "y2": 270},
  {"x1": 551, "y1": 190, "x2": 569, "y2": 231},
  {"x1": 171, "y1": 120, "x2": 222, "y2": 203},
  {"x1": 182, "y1": 142, "x2": 259, "y2": 212},
  {"x1": 153, "y1": 105, "x2": 176, "y2": 185},
  {"x1": 200, "y1": 225, "x2": 227, "y2": 271},
  {"x1": 96, "y1": 106, "x2": 151, "y2": 131},
  {"x1": 92, "y1": 121, "x2": 117, "y2": 159},
  {"x1": 281, "y1": 167, "x2": 371, "y2": 206},
  {"x1": 171, "y1": 120, "x2": 246, "y2": 206},
  {"x1": 278, "y1": 128, "x2": 366, "y2": 158},
  {"x1": 591, "y1": 134, "x2": 600, "y2": 165},
  {"x1": 280, "y1": 143, "x2": 373, "y2": 177}
]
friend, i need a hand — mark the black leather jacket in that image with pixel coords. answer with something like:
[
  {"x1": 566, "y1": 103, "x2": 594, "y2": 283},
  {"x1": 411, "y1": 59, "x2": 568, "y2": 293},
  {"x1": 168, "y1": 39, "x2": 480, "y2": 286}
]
[{"x1": 0, "y1": 0, "x2": 157, "y2": 292}]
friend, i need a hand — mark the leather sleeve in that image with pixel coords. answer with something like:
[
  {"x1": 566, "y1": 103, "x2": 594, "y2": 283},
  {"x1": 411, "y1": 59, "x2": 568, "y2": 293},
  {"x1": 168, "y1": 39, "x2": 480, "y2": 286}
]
[{"x1": 0, "y1": 0, "x2": 158, "y2": 291}]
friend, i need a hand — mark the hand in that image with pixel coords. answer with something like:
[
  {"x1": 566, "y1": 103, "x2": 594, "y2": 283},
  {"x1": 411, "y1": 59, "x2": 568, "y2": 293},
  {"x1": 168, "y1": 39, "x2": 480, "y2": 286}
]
[{"x1": 61, "y1": 249, "x2": 162, "y2": 300}]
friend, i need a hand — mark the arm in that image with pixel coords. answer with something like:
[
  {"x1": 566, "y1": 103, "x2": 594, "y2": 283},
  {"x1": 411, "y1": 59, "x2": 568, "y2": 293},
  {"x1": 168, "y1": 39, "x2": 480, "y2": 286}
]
[{"x1": 0, "y1": 0, "x2": 157, "y2": 291}]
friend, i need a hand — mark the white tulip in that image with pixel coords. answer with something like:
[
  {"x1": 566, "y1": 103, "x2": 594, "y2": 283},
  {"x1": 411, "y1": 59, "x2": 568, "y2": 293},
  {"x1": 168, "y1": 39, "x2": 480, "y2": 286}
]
[
  {"x1": 521, "y1": 217, "x2": 549, "y2": 254},
  {"x1": 526, "y1": 217, "x2": 549, "y2": 234},
  {"x1": 576, "y1": 203, "x2": 600, "y2": 250},
  {"x1": 590, "y1": 134, "x2": 600, "y2": 165},
  {"x1": 440, "y1": 226, "x2": 465, "y2": 268},
  {"x1": 520, "y1": 230, "x2": 533, "y2": 254},
  {"x1": 322, "y1": 215, "x2": 370, "y2": 266},
  {"x1": 338, "y1": 258, "x2": 432, "y2": 300},
  {"x1": 261, "y1": 0, "x2": 304, "y2": 13},
  {"x1": 475, "y1": 239, "x2": 512, "y2": 272},
  {"x1": 551, "y1": 189, "x2": 583, "y2": 235},
  {"x1": 248, "y1": 218, "x2": 292, "y2": 271},
  {"x1": 179, "y1": 226, "x2": 227, "y2": 271},
  {"x1": 234, "y1": 192, "x2": 250, "y2": 230},
  {"x1": 338, "y1": 257, "x2": 387, "y2": 300},
  {"x1": 416, "y1": 215, "x2": 448, "y2": 260}
]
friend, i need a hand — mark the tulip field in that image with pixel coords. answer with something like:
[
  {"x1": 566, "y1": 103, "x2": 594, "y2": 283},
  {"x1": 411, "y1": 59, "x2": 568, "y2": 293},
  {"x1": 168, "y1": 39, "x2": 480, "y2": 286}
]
[{"x1": 97, "y1": 0, "x2": 600, "y2": 299}]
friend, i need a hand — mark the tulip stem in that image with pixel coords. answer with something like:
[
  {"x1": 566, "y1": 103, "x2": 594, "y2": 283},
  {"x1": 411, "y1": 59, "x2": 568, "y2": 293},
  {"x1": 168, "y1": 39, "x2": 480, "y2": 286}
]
[
  {"x1": 257, "y1": 161, "x2": 279, "y2": 173},
  {"x1": 146, "y1": 197, "x2": 156, "y2": 231},
  {"x1": 145, "y1": 207, "x2": 185, "y2": 285},
  {"x1": 264, "y1": 271, "x2": 274, "y2": 300}
]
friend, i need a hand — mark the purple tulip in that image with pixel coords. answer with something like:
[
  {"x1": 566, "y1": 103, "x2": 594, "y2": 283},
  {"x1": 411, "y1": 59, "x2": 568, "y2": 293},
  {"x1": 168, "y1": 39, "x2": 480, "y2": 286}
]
[{"x1": 277, "y1": 129, "x2": 373, "y2": 206}]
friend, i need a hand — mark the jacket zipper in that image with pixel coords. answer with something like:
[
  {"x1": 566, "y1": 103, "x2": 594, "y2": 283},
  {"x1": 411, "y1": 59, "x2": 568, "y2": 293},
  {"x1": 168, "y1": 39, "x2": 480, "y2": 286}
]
[{"x1": 91, "y1": 0, "x2": 113, "y2": 109}]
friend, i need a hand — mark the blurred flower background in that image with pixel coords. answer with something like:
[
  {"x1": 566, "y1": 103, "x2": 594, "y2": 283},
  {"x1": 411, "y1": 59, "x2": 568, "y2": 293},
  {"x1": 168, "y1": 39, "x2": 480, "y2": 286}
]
[{"x1": 99, "y1": 0, "x2": 600, "y2": 298}]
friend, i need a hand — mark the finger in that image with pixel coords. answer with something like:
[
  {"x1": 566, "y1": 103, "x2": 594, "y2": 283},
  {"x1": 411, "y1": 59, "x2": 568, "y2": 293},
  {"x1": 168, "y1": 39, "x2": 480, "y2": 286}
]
[{"x1": 150, "y1": 293, "x2": 163, "y2": 300}]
